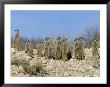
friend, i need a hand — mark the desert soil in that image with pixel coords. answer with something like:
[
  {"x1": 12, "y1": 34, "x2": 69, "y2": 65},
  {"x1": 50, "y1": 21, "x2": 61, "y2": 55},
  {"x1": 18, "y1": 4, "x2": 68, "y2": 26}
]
[{"x1": 11, "y1": 48, "x2": 100, "y2": 77}]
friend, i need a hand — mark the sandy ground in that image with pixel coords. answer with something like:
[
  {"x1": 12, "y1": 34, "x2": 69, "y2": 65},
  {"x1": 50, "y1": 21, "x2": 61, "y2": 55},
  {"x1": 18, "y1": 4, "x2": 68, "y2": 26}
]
[{"x1": 11, "y1": 48, "x2": 100, "y2": 77}]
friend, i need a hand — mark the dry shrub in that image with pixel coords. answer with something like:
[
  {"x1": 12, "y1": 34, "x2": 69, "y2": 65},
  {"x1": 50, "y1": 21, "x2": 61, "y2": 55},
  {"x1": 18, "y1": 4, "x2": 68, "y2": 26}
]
[{"x1": 22, "y1": 58, "x2": 48, "y2": 76}]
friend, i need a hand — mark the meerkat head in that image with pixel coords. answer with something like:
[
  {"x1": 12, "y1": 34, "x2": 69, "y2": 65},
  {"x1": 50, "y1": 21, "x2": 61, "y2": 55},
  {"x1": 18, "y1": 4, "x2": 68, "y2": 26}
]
[
  {"x1": 74, "y1": 39, "x2": 76, "y2": 42},
  {"x1": 81, "y1": 37, "x2": 83, "y2": 40},
  {"x1": 93, "y1": 39, "x2": 97, "y2": 42},
  {"x1": 38, "y1": 41, "x2": 41, "y2": 44},
  {"x1": 26, "y1": 39, "x2": 29, "y2": 43},
  {"x1": 57, "y1": 36, "x2": 61, "y2": 40},
  {"x1": 78, "y1": 37, "x2": 82, "y2": 41},
  {"x1": 27, "y1": 40, "x2": 30, "y2": 43},
  {"x1": 64, "y1": 37, "x2": 67, "y2": 41},
  {"x1": 96, "y1": 39, "x2": 98, "y2": 42},
  {"x1": 14, "y1": 29, "x2": 19, "y2": 32},
  {"x1": 45, "y1": 37, "x2": 50, "y2": 41},
  {"x1": 74, "y1": 38, "x2": 77, "y2": 42}
]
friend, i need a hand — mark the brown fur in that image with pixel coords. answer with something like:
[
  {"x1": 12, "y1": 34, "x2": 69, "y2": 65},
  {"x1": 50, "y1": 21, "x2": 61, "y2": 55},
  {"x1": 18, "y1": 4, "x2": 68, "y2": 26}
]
[{"x1": 14, "y1": 29, "x2": 20, "y2": 51}]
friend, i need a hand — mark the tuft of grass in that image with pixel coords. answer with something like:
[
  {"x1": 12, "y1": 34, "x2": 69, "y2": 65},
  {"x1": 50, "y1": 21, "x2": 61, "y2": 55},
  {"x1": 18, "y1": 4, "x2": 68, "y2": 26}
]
[{"x1": 22, "y1": 59, "x2": 48, "y2": 76}]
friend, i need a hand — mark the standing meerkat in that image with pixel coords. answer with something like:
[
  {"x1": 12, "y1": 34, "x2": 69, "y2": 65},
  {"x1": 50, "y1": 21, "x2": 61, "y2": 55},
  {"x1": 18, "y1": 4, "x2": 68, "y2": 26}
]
[
  {"x1": 78, "y1": 37, "x2": 85, "y2": 60},
  {"x1": 92, "y1": 39, "x2": 99, "y2": 57},
  {"x1": 67, "y1": 44, "x2": 72, "y2": 60},
  {"x1": 25, "y1": 39, "x2": 34, "y2": 58},
  {"x1": 61, "y1": 37, "x2": 68, "y2": 61},
  {"x1": 28, "y1": 49, "x2": 34, "y2": 58},
  {"x1": 92, "y1": 39, "x2": 100, "y2": 68},
  {"x1": 74, "y1": 38, "x2": 79, "y2": 60},
  {"x1": 41, "y1": 41, "x2": 45, "y2": 57},
  {"x1": 25, "y1": 40, "x2": 31, "y2": 53},
  {"x1": 37, "y1": 41, "x2": 43, "y2": 57},
  {"x1": 44, "y1": 37, "x2": 50, "y2": 59},
  {"x1": 81, "y1": 38, "x2": 85, "y2": 60},
  {"x1": 27, "y1": 40, "x2": 34, "y2": 58},
  {"x1": 56, "y1": 37, "x2": 62, "y2": 60},
  {"x1": 14, "y1": 29, "x2": 20, "y2": 51},
  {"x1": 48, "y1": 39, "x2": 53, "y2": 59}
]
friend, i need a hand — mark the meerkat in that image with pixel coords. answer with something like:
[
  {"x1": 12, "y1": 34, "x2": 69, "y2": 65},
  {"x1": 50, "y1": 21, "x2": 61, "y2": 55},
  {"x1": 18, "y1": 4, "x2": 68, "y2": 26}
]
[
  {"x1": 74, "y1": 38, "x2": 79, "y2": 60},
  {"x1": 67, "y1": 44, "x2": 72, "y2": 60},
  {"x1": 24, "y1": 40, "x2": 34, "y2": 58},
  {"x1": 61, "y1": 37, "x2": 68, "y2": 61},
  {"x1": 14, "y1": 29, "x2": 20, "y2": 51},
  {"x1": 56, "y1": 37, "x2": 62, "y2": 60},
  {"x1": 47, "y1": 38, "x2": 55, "y2": 59},
  {"x1": 44, "y1": 37, "x2": 50, "y2": 59},
  {"x1": 48, "y1": 39, "x2": 54, "y2": 59},
  {"x1": 28, "y1": 49, "x2": 34, "y2": 58},
  {"x1": 92, "y1": 39, "x2": 100, "y2": 68},
  {"x1": 41, "y1": 41, "x2": 45, "y2": 57},
  {"x1": 78, "y1": 37, "x2": 85, "y2": 60},
  {"x1": 25, "y1": 40, "x2": 31, "y2": 53},
  {"x1": 81, "y1": 38, "x2": 85, "y2": 60},
  {"x1": 51, "y1": 41, "x2": 56, "y2": 59},
  {"x1": 73, "y1": 39, "x2": 77, "y2": 59},
  {"x1": 92, "y1": 39, "x2": 99, "y2": 57},
  {"x1": 37, "y1": 41, "x2": 43, "y2": 57}
]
